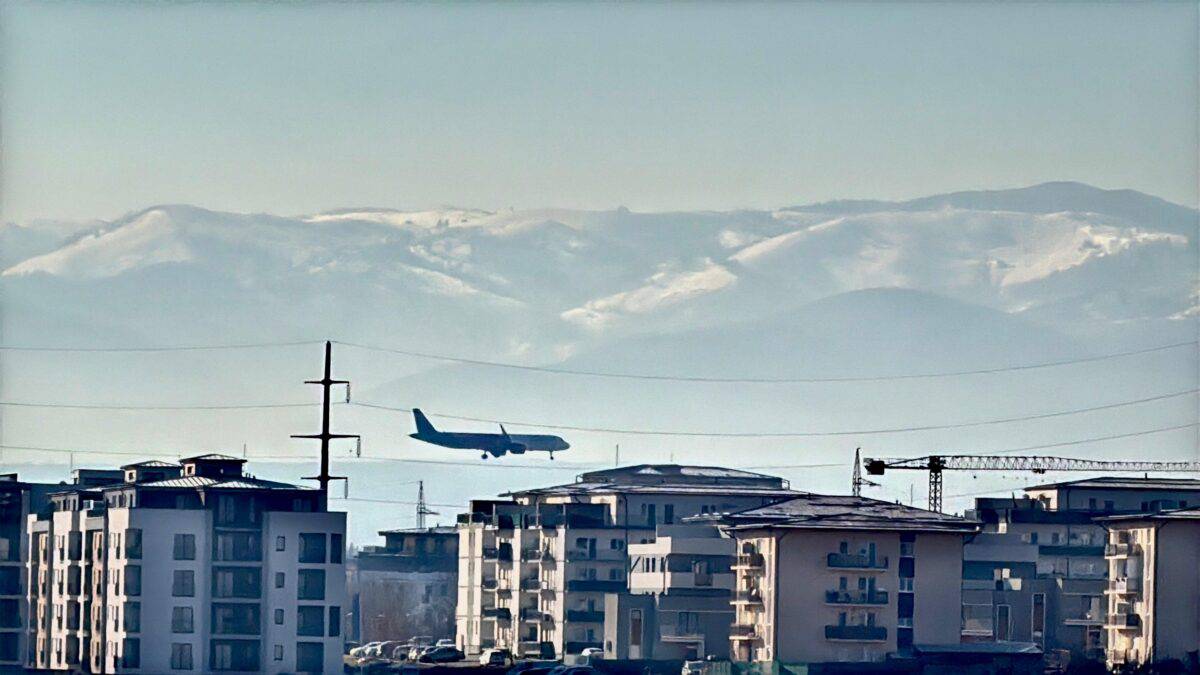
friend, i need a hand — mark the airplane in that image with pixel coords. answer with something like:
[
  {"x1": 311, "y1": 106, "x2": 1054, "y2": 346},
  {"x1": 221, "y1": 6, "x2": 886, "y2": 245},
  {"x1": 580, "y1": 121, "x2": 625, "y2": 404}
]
[{"x1": 409, "y1": 408, "x2": 570, "y2": 460}]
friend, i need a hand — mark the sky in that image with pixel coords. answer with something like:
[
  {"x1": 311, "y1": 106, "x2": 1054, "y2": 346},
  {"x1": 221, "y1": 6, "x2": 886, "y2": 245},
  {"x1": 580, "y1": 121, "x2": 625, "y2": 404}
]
[{"x1": 1, "y1": 1, "x2": 1197, "y2": 223}]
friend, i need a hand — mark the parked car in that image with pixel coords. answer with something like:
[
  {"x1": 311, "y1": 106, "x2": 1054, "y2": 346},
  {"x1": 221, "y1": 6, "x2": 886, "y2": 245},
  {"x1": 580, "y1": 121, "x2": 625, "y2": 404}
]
[
  {"x1": 580, "y1": 648, "x2": 604, "y2": 659},
  {"x1": 548, "y1": 666, "x2": 598, "y2": 675},
  {"x1": 480, "y1": 648, "x2": 512, "y2": 666},
  {"x1": 507, "y1": 659, "x2": 561, "y2": 675},
  {"x1": 408, "y1": 644, "x2": 434, "y2": 661},
  {"x1": 418, "y1": 646, "x2": 465, "y2": 663}
]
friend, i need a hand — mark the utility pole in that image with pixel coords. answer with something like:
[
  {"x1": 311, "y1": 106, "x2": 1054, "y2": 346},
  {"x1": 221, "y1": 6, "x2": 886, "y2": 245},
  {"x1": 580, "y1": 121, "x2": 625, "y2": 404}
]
[
  {"x1": 416, "y1": 480, "x2": 438, "y2": 529},
  {"x1": 293, "y1": 341, "x2": 359, "y2": 503}
]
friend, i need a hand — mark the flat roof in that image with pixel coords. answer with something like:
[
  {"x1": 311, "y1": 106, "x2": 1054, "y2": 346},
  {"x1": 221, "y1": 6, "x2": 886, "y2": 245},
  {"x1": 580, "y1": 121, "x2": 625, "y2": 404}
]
[
  {"x1": 378, "y1": 526, "x2": 457, "y2": 536},
  {"x1": 1025, "y1": 476, "x2": 1200, "y2": 492},
  {"x1": 715, "y1": 494, "x2": 979, "y2": 534},
  {"x1": 1098, "y1": 506, "x2": 1200, "y2": 523}
]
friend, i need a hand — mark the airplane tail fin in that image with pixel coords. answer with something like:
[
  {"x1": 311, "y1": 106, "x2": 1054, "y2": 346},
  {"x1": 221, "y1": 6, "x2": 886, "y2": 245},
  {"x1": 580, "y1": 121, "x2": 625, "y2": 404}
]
[{"x1": 412, "y1": 409, "x2": 437, "y2": 435}]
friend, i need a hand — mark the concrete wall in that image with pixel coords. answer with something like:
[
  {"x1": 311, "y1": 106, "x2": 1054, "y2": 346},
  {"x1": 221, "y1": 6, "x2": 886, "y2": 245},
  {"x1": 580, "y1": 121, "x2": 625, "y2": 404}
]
[{"x1": 1151, "y1": 520, "x2": 1200, "y2": 662}]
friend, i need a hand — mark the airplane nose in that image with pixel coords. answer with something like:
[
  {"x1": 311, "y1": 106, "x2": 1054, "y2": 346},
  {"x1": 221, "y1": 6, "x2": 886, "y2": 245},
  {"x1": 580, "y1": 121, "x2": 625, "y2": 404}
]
[{"x1": 559, "y1": 440, "x2": 570, "y2": 450}]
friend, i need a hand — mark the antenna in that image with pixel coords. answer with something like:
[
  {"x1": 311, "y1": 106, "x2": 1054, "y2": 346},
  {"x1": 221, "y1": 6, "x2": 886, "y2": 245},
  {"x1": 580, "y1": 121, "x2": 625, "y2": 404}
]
[
  {"x1": 292, "y1": 341, "x2": 360, "y2": 502},
  {"x1": 416, "y1": 480, "x2": 439, "y2": 529}
]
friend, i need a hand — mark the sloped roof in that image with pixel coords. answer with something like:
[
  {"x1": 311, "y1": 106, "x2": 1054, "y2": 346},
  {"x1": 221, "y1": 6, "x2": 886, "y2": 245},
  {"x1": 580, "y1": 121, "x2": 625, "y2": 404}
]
[
  {"x1": 120, "y1": 460, "x2": 180, "y2": 469},
  {"x1": 504, "y1": 463, "x2": 796, "y2": 498},
  {"x1": 130, "y1": 475, "x2": 307, "y2": 491},
  {"x1": 714, "y1": 494, "x2": 979, "y2": 534},
  {"x1": 180, "y1": 453, "x2": 246, "y2": 463}
]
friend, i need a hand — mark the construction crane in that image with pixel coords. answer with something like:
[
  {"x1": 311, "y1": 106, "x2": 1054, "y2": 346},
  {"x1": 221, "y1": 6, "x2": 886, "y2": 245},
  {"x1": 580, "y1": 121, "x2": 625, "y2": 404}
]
[{"x1": 862, "y1": 454, "x2": 1200, "y2": 513}]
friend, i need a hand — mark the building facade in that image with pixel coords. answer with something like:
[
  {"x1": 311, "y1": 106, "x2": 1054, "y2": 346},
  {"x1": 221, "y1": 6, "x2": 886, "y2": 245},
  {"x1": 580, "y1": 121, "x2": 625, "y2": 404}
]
[
  {"x1": 1100, "y1": 507, "x2": 1200, "y2": 669},
  {"x1": 348, "y1": 525, "x2": 458, "y2": 644},
  {"x1": 25, "y1": 455, "x2": 347, "y2": 674},
  {"x1": 715, "y1": 495, "x2": 978, "y2": 666},
  {"x1": 962, "y1": 478, "x2": 1200, "y2": 662},
  {"x1": 603, "y1": 524, "x2": 735, "y2": 661},
  {"x1": 455, "y1": 465, "x2": 799, "y2": 659}
]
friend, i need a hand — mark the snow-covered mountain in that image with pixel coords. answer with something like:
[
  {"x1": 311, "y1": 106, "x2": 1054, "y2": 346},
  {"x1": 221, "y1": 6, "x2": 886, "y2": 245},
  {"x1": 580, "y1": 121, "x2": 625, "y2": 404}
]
[{"x1": 3, "y1": 182, "x2": 1195, "y2": 357}]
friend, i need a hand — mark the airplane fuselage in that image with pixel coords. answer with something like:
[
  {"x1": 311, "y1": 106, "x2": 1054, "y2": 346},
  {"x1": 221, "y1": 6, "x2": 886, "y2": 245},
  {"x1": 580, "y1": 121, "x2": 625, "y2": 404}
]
[{"x1": 409, "y1": 430, "x2": 569, "y2": 457}]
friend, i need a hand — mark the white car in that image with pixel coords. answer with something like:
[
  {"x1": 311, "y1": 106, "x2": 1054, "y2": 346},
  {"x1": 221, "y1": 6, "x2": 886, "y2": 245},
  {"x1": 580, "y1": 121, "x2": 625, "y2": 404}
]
[
  {"x1": 436, "y1": 639, "x2": 455, "y2": 648},
  {"x1": 479, "y1": 648, "x2": 511, "y2": 666}
]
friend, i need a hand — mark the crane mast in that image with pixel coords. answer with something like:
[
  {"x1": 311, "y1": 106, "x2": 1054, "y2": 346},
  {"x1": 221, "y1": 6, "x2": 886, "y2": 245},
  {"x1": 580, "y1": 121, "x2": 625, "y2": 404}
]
[{"x1": 864, "y1": 454, "x2": 1200, "y2": 513}]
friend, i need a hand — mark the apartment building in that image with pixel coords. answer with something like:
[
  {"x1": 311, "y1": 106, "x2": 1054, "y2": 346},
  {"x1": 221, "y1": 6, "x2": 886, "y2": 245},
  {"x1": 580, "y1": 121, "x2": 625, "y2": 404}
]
[
  {"x1": 962, "y1": 477, "x2": 1200, "y2": 661},
  {"x1": 1099, "y1": 507, "x2": 1200, "y2": 668},
  {"x1": 455, "y1": 465, "x2": 799, "y2": 659},
  {"x1": 714, "y1": 494, "x2": 979, "y2": 665},
  {"x1": 348, "y1": 525, "x2": 457, "y2": 644},
  {"x1": 603, "y1": 524, "x2": 735, "y2": 660},
  {"x1": 25, "y1": 454, "x2": 347, "y2": 674}
]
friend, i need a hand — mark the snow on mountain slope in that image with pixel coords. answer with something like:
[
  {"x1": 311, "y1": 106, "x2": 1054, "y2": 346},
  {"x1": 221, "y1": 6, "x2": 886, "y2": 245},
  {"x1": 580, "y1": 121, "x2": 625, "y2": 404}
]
[{"x1": 1, "y1": 183, "x2": 1194, "y2": 357}]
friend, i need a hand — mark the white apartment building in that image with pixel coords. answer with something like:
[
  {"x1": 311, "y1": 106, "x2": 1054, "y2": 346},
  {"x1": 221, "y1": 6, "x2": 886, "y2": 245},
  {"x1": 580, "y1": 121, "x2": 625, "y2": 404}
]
[
  {"x1": 715, "y1": 495, "x2": 978, "y2": 666},
  {"x1": 455, "y1": 465, "x2": 799, "y2": 659},
  {"x1": 1100, "y1": 507, "x2": 1200, "y2": 668},
  {"x1": 25, "y1": 455, "x2": 347, "y2": 674}
]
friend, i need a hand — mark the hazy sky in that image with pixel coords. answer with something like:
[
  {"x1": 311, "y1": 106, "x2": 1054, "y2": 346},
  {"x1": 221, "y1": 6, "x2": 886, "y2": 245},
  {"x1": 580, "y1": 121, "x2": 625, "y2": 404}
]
[{"x1": 2, "y1": 1, "x2": 1197, "y2": 222}]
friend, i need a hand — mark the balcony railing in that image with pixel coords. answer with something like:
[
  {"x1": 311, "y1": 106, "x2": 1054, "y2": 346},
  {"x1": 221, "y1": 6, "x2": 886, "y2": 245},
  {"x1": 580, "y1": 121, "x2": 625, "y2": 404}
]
[
  {"x1": 733, "y1": 589, "x2": 763, "y2": 605},
  {"x1": 482, "y1": 579, "x2": 498, "y2": 591},
  {"x1": 827, "y1": 553, "x2": 888, "y2": 570},
  {"x1": 825, "y1": 590, "x2": 888, "y2": 605},
  {"x1": 482, "y1": 607, "x2": 512, "y2": 621},
  {"x1": 1106, "y1": 613, "x2": 1141, "y2": 631},
  {"x1": 520, "y1": 578, "x2": 541, "y2": 591},
  {"x1": 565, "y1": 609, "x2": 605, "y2": 623},
  {"x1": 1108, "y1": 577, "x2": 1142, "y2": 594},
  {"x1": 729, "y1": 624, "x2": 760, "y2": 640},
  {"x1": 520, "y1": 608, "x2": 548, "y2": 622},
  {"x1": 825, "y1": 625, "x2": 887, "y2": 642},
  {"x1": 566, "y1": 579, "x2": 624, "y2": 592},
  {"x1": 483, "y1": 547, "x2": 499, "y2": 560},
  {"x1": 733, "y1": 553, "x2": 764, "y2": 569},
  {"x1": 1105, "y1": 543, "x2": 1135, "y2": 557}
]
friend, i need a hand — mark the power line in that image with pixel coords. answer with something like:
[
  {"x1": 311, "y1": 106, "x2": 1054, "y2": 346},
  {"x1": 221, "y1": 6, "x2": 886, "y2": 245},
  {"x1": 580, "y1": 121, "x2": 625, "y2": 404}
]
[
  {"x1": 330, "y1": 495, "x2": 466, "y2": 509},
  {"x1": 749, "y1": 422, "x2": 1200, "y2": 469},
  {"x1": 334, "y1": 339, "x2": 1195, "y2": 383},
  {"x1": 350, "y1": 388, "x2": 1199, "y2": 438},
  {"x1": 0, "y1": 401, "x2": 316, "y2": 411},
  {"x1": 0, "y1": 340, "x2": 322, "y2": 353}
]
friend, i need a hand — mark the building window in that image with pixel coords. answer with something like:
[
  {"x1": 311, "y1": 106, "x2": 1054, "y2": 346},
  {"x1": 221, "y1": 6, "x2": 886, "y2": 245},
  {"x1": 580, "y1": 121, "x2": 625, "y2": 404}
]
[
  {"x1": 298, "y1": 569, "x2": 325, "y2": 601},
  {"x1": 210, "y1": 639, "x2": 259, "y2": 671},
  {"x1": 173, "y1": 570, "x2": 195, "y2": 597},
  {"x1": 331, "y1": 533, "x2": 343, "y2": 564},
  {"x1": 121, "y1": 638, "x2": 140, "y2": 668},
  {"x1": 275, "y1": 609, "x2": 284, "y2": 625},
  {"x1": 213, "y1": 567, "x2": 262, "y2": 599},
  {"x1": 274, "y1": 645, "x2": 284, "y2": 661},
  {"x1": 124, "y1": 566, "x2": 141, "y2": 596},
  {"x1": 630, "y1": 609, "x2": 642, "y2": 648},
  {"x1": 173, "y1": 534, "x2": 196, "y2": 560},
  {"x1": 296, "y1": 642, "x2": 324, "y2": 673},
  {"x1": 275, "y1": 572, "x2": 285, "y2": 589},
  {"x1": 124, "y1": 601, "x2": 141, "y2": 632},
  {"x1": 299, "y1": 534, "x2": 327, "y2": 564},
  {"x1": 276, "y1": 536, "x2": 286, "y2": 552},
  {"x1": 170, "y1": 643, "x2": 193, "y2": 670},
  {"x1": 329, "y1": 606, "x2": 340, "y2": 637},
  {"x1": 212, "y1": 603, "x2": 261, "y2": 635},
  {"x1": 172, "y1": 607, "x2": 194, "y2": 633},
  {"x1": 297, "y1": 606, "x2": 324, "y2": 636},
  {"x1": 125, "y1": 529, "x2": 142, "y2": 559}
]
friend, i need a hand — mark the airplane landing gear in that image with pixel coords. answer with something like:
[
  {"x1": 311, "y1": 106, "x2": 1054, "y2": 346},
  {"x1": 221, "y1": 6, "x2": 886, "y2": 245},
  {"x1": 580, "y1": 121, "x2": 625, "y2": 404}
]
[
  {"x1": 481, "y1": 452, "x2": 488, "y2": 460},
  {"x1": 549, "y1": 451, "x2": 555, "y2": 460}
]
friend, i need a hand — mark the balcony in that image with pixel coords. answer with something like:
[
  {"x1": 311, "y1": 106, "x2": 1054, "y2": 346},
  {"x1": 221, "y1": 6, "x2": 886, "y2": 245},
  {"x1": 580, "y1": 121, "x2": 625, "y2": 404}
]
[
  {"x1": 565, "y1": 579, "x2": 624, "y2": 592},
  {"x1": 825, "y1": 590, "x2": 889, "y2": 605},
  {"x1": 1105, "y1": 543, "x2": 1139, "y2": 557},
  {"x1": 520, "y1": 608, "x2": 549, "y2": 623},
  {"x1": 482, "y1": 579, "x2": 498, "y2": 591},
  {"x1": 1106, "y1": 613, "x2": 1141, "y2": 631},
  {"x1": 827, "y1": 553, "x2": 888, "y2": 570},
  {"x1": 729, "y1": 624, "x2": 760, "y2": 641},
  {"x1": 733, "y1": 553, "x2": 764, "y2": 570},
  {"x1": 825, "y1": 625, "x2": 887, "y2": 642},
  {"x1": 539, "y1": 580, "x2": 557, "y2": 595},
  {"x1": 483, "y1": 547, "x2": 499, "y2": 560},
  {"x1": 1108, "y1": 577, "x2": 1142, "y2": 594},
  {"x1": 733, "y1": 589, "x2": 763, "y2": 605},
  {"x1": 482, "y1": 607, "x2": 512, "y2": 622},
  {"x1": 565, "y1": 609, "x2": 605, "y2": 623},
  {"x1": 523, "y1": 548, "x2": 549, "y2": 562},
  {"x1": 520, "y1": 578, "x2": 541, "y2": 591}
]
